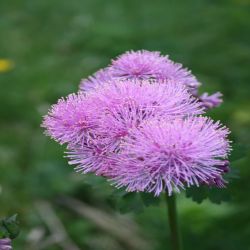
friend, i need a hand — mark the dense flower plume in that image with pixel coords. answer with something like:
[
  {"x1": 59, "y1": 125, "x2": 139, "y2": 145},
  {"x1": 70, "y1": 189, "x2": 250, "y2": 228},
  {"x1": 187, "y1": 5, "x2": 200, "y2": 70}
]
[
  {"x1": 79, "y1": 50, "x2": 221, "y2": 109},
  {"x1": 199, "y1": 92, "x2": 223, "y2": 109},
  {"x1": 80, "y1": 50, "x2": 200, "y2": 91},
  {"x1": 42, "y1": 94, "x2": 97, "y2": 146},
  {"x1": 112, "y1": 117, "x2": 231, "y2": 195},
  {"x1": 80, "y1": 69, "x2": 112, "y2": 92},
  {"x1": 110, "y1": 50, "x2": 172, "y2": 80},
  {"x1": 42, "y1": 50, "x2": 231, "y2": 196},
  {"x1": 0, "y1": 239, "x2": 12, "y2": 250}
]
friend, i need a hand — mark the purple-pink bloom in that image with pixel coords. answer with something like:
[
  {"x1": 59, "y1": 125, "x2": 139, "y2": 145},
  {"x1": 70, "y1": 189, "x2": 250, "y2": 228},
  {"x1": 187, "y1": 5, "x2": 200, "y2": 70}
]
[
  {"x1": 42, "y1": 93, "x2": 98, "y2": 146},
  {"x1": 62, "y1": 80, "x2": 203, "y2": 176},
  {"x1": 0, "y1": 239, "x2": 12, "y2": 250},
  {"x1": 110, "y1": 50, "x2": 200, "y2": 89},
  {"x1": 80, "y1": 69, "x2": 113, "y2": 92},
  {"x1": 42, "y1": 50, "x2": 232, "y2": 196},
  {"x1": 203, "y1": 160, "x2": 230, "y2": 188},
  {"x1": 87, "y1": 79, "x2": 202, "y2": 153},
  {"x1": 111, "y1": 117, "x2": 231, "y2": 196},
  {"x1": 67, "y1": 138, "x2": 116, "y2": 176},
  {"x1": 43, "y1": 79, "x2": 202, "y2": 149},
  {"x1": 109, "y1": 50, "x2": 168, "y2": 80},
  {"x1": 87, "y1": 79, "x2": 203, "y2": 117},
  {"x1": 199, "y1": 92, "x2": 223, "y2": 109},
  {"x1": 80, "y1": 50, "x2": 200, "y2": 92}
]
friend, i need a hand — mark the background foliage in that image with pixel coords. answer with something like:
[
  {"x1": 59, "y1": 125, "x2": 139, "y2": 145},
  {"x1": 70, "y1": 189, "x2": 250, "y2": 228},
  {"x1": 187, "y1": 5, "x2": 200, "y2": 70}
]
[{"x1": 0, "y1": 0, "x2": 250, "y2": 249}]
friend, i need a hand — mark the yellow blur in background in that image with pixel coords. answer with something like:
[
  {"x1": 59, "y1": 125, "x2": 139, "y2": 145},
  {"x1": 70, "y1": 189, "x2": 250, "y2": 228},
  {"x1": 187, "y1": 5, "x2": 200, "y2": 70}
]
[{"x1": 0, "y1": 59, "x2": 14, "y2": 73}]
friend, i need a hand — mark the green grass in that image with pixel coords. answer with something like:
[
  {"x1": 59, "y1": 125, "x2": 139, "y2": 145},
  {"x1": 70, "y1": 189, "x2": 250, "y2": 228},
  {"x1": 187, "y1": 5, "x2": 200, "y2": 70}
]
[{"x1": 1, "y1": 0, "x2": 250, "y2": 249}]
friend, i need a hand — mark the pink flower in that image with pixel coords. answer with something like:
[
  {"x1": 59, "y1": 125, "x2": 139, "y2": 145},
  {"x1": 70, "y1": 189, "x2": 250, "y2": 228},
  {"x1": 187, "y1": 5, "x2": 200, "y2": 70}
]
[
  {"x1": 42, "y1": 50, "x2": 232, "y2": 196},
  {"x1": 0, "y1": 239, "x2": 12, "y2": 250},
  {"x1": 80, "y1": 50, "x2": 200, "y2": 92},
  {"x1": 67, "y1": 137, "x2": 116, "y2": 176},
  {"x1": 110, "y1": 50, "x2": 168, "y2": 80},
  {"x1": 42, "y1": 93, "x2": 98, "y2": 146},
  {"x1": 62, "y1": 80, "x2": 203, "y2": 176},
  {"x1": 111, "y1": 117, "x2": 231, "y2": 196},
  {"x1": 199, "y1": 92, "x2": 223, "y2": 109},
  {"x1": 80, "y1": 69, "x2": 113, "y2": 92}
]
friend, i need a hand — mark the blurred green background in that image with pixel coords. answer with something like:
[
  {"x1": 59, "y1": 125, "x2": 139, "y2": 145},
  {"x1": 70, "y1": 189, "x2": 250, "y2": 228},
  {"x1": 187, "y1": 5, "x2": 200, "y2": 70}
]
[{"x1": 1, "y1": 0, "x2": 250, "y2": 249}]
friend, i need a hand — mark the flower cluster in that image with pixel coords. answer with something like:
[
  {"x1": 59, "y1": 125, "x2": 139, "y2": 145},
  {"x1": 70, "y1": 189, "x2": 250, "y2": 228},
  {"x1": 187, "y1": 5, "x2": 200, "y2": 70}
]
[
  {"x1": 42, "y1": 50, "x2": 231, "y2": 196},
  {"x1": 0, "y1": 239, "x2": 12, "y2": 250},
  {"x1": 80, "y1": 50, "x2": 222, "y2": 109}
]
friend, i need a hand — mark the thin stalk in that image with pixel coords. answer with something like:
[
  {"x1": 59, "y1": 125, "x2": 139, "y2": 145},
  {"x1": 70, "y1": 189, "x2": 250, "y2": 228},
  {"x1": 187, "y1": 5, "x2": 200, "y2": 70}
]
[{"x1": 166, "y1": 193, "x2": 182, "y2": 250}]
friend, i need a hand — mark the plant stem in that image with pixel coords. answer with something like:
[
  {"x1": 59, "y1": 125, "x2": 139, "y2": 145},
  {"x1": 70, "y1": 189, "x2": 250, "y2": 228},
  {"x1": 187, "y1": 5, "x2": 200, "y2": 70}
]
[{"x1": 166, "y1": 193, "x2": 182, "y2": 250}]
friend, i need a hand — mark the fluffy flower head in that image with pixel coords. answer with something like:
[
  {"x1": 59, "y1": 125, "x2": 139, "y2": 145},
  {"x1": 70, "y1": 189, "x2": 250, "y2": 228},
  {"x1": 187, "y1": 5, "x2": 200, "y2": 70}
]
[
  {"x1": 67, "y1": 139, "x2": 115, "y2": 176},
  {"x1": 0, "y1": 239, "x2": 12, "y2": 250},
  {"x1": 86, "y1": 80, "x2": 203, "y2": 148},
  {"x1": 87, "y1": 79, "x2": 203, "y2": 116},
  {"x1": 110, "y1": 50, "x2": 167, "y2": 80},
  {"x1": 80, "y1": 69, "x2": 112, "y2": 92},
  {"x1": 80, "y1": 50, "x2": 200, "y2": 92},
  {"x1": 64, "y1": 80, "x2": 203, "y2": 176},
  {"x1": 199, "y1": 92, "x2": 223, "y2": 109},
  {"x1": 42, "y1": 93, "x2": 97, "y2": 146},
  {"x1": 42, "y1": 50, "x2": 231, "y2": 196},
  {"x1": 112, "y1": 117, "x2": 231, "y2": 196}
]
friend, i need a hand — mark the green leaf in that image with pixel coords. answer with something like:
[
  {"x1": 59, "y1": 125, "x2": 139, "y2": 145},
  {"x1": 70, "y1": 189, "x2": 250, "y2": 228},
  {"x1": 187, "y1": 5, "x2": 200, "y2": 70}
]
[
  {"x1": 140, "y1": 192, "x2": 160, "y2": 207},
  {"x1": 110, "y1": 190, "x2": 161, "y2": 214},
  {"x1": 207, "y1": 188, "x2": 231, "y2": 204},
  {"x1": 229, "y1": 144, "x2": 247, "y2": 162},
  {"x1": 0, "y1": 225, "x2": 10, "y2": 239},
  {"x1": 186, "y1": 186, "x2": 209, "y2": 204},
  {"x1": 111, "y1": 187, "x2": 127, "y2": 198},
  {"x1": 2, "y1": 214, "x2": 20, "y2": 239},
  {"x1": 115, "y1": 192, "x2": 144, "y2": 214},
  {"x1": 186, "y1": 186, "x2": 231, "y2": 204}
]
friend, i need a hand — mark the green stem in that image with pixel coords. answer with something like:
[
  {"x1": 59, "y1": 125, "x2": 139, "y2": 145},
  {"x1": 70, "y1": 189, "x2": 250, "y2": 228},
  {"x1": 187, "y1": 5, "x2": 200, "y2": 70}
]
[{"x1": 166, "y1": 193, "x2": 182, "y2": 250}]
